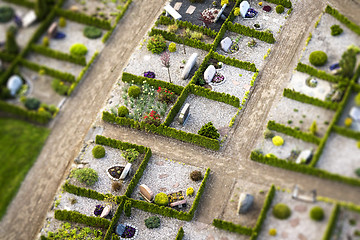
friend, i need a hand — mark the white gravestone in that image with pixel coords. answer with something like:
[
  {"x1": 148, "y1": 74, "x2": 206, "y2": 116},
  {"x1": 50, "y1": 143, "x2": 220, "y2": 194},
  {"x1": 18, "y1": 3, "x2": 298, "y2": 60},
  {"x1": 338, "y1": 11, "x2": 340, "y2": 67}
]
[
  {"x1": 7, "y1": 75, "x2": 22, "y2": 96},
  {"x1": 221, "y1": 37, "x2": 232, "y2": 52},
  {"x1": 182, "y1": 53, "x2": 198, "y2": 79},
  {"x1": 204, "y1": 65, "x2": 216, "y2": 83},
  {"x1": 240, "y1": 1, "x2": 250, "y2": 18}
]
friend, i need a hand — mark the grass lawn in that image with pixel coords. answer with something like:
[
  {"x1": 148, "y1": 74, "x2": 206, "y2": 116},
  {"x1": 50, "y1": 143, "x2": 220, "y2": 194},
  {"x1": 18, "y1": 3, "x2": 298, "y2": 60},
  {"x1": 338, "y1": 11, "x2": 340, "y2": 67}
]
[{"x1": 0, "y1": 117, "x2": 50, "y2": 220}]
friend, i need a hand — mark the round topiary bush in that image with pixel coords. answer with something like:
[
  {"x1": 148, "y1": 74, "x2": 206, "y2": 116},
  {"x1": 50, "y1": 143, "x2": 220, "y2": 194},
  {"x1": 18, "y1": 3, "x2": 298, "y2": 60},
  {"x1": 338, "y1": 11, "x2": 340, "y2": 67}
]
[
  {"x1": 128, "y1": 85, "x2": 141, "y2": 98},
  {"x1": 309, "y1": 51, "x2": 328, "y2": 66},
  {"x1": 330, "y1": 25, "x2": 343, "y2": 36},
  {"x1": 59, "y1": 17, "x2": 66, "y2": 27},
  {"x1": 42, "y1": 36, "x2": 49, "y2": 47},
  {"x1": 83, "y1": 26, "x2": 102, "y2": 39},
  {"x1": 71, "y1": 168, "x2": 98, "y2": 186},
  {"x1": 310, "y1": 206, "x2": 324, "y2": 221},
  {"x1": 272, "y1": 203, "x2": 291, "y2": 220},
  {"x1": 275, "y1": 5, "x2": 284, "y2": 14},
  {"x1": 186, "y1": 187, "x2": 194, "y2": 196},
  {"x1": 0, "y1": 6, "x2": 14, "y2": 23},
  {"x1": 272, "y1": 136, "x2": 284, "y2": 146},
  {"x1": 118, "y1": 106, "x2": 129, "y2": 117},
  {"x1": 154, "y1": 192, "x2": 168, "y2": 206},
  {"x1": 145, "y1": 216, "x2": 160, "y2": 229},
  {"x1": 92, "y1": 145, "x2": 105, "y2": 158},
  {"x1": 269, "y1": 228, "x2": 277, "y2": 236},
  {"x1": 25, "y1": 97, "x2": 41, "y2": 110},
  {"x1": 168, "y1": 42, "x2": 176, "y2": 52},
  {"x1": 190, "y1": 170, "x2": 203, "y2": 181},
  {"x1": 70, "y1": 43, "x2": 88, "y2": 57},
  {"x1": 147, "y1": 34, "x2": 167, "y2": 54}
]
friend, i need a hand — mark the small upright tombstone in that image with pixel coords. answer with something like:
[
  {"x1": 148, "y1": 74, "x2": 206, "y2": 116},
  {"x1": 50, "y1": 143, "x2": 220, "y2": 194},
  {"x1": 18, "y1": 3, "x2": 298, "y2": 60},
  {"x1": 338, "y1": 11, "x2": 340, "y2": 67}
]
[
  {"x1": 22, "y1": 10, "x2": 37, "y2": 27},
  {"x1": 100, "y1": 205, "x2": 111, "y2": 218},
  {"x1": 295, "y1": 149, "x2": 312, "y2": 164},
  {"x1": 115, "y1": 224, "x2": 126, "y2": 236},
  {"x1": 119, "y1": 163, "x2": 131, "y2": 180},
  {"x1": 48, "y1": 22, "x2": 58, "y2": 38},
  {"x1": 240, "y1": 1, "x2": 250, "y2": 18},
  {"x1": 350, "y1": 107, "x2": 360, "y2": 122},
  {"x1": 204, "y1": 65, "x2": 216, "y2": 83},
  {"x1": 237, "y1": 193, "x2": 254, "y2": 214},
  {"x1": 178, "y1": 103, "x2": 190, "y2": 125},
  {"x1": 220, "y1": 37, "x2": 232, "y2": 52},
  {"x1": 7, "y1": 75, "x2": 22, "y2": 96},
  {"x1": 139, "y1": 184, "x2": 154, "y2": 202},
  {"x1": 182, "y1": 53, "x2": 198, "y2": 79}
]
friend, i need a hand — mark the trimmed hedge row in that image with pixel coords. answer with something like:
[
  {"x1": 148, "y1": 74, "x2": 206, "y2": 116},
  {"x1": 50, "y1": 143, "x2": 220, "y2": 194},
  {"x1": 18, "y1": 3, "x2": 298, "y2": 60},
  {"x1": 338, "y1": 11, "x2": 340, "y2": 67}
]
[
  {"x1": 102, "y1": 111, "x2": 220, "y2": 150},
  {"x1": 163, "y1": 85, "x2": 190, "y2": 126},
  {"x1": 30, "y1": 44, "x2": 86, "y2": 66},
  {"x1": 104, "y1": 198, "x2": 124, "y2": 240},
  {"x1": 189, "y1": 51, "x2": 212, "y2": 85},
  {"x1": 250, "y1": 151, "x2": 360, "y2": 186},
  {"x1": 325, "y1": 5, "x2": 360, "y2": 35},
  {"x1": 267, "y1": 120, "x2": 321, "y2": 145},
  {"x1": 62, "y1": 181, "x2": 106, "y2": 200},
  {"x1": 189, "y1": 84, "x2": 240, "y2": 108},
  {"x1": 0, "y1": 100, "x2": 52, "y2": 124},
  {"x1": 148, "y1": 28, "x2": 212, "y2": 52},
  {"x1": 212, "y1": 51, "x2": 257, "y2": 72},
  {"x1": 95, "y1": 135, "x2": 146, "y2": 153},
  {"x1": 332, "y1": 125, "x2": 360, "y2": 140},
  {"x1": 226, "y1": 22, "x2": 275, "y2": 44},
  {"x1": 265, "y1": 0, "x2": 292, "y2": 8},
  {"x1": 0, "y1": 51, "x2": 16, "y2": 62},
  {"x1": 175, "y1": 227, "x2": 184, "y2": 240},
  {"x1": 2, "y1": 0, "x2": 34, "y2": 8},
  {"x1": 296, "y1": 62, "x2": 345, "y2": 83},
  {"x1": 283, "y1": 88, "x2": 338, "y2": 111},
  {"x1": 122, "y1": 72, "x2": 184, "y2": 95},
  {"x1": 55, "y1": 8, "x2": 111, "y2": 30},
  {"x1": 54, "y1": 209, "x2": 110, "y2": 229},
  {"x1": 212, "y1": 219, "x2": 253, "y2": 236},
  {"x1": 322, "y1": 204, "x2": 339, "y2": 240},
  {"x1": 19, "y1": 58, "x2": 76, "y2": 82}
]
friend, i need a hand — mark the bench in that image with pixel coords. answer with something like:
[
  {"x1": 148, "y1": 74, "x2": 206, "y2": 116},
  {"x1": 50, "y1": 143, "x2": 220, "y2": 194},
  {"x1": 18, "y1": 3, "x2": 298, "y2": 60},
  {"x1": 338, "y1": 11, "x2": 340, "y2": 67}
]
[
  {"x1": 292, "y1": 185, "x2": 316, "y2": 203},
  {"x1": 164, "y1": 4, "x2": 182, "y2": 20}
]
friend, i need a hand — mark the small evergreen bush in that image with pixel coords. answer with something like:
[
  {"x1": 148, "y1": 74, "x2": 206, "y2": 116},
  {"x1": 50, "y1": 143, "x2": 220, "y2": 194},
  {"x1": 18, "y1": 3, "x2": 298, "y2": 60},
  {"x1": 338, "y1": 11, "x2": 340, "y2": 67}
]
[
  {"x1": 190, "y1": 170, "x2": 202, "y2": 181},
  {"x1": 70, "y1": 43, "x2": 88, "y2": 57},
  {"x1": 52, "y1": 79, "x2": 69, "y2": 96},
  {"x1": 310, "y1": 206, "x2": 324, "y2": 221},
  {"x1": 71, "y1": 168, "x2": 98, "y2": 186},
  {"x1": 272, "y1": 136, "x2": 284, "y2": 146},
  {"x1": 198, "y1": 122, "x2": 220, "y2": 139},
  {"x1": 168, "y1": 42, "x2": 176, "y2": 52},
  {"x1": 0, "y1": 6, "x2": 14, "y2": 23},
  {"x1": 59, "y1": 17, "x2": 66, "y2": 27},
  {"x1": 92, "y1": 145, "x2": 105, "y2": 158},
  {"x1": 83, "y1": 26, "x2": 102, "y2": 39},
  {"x1": 42, "y1": 36, "x2": 49, "y2": 47},
  {"x1": 345, "y1": 117, "x2": 352, "y2": 127},
  {"x1": 154, "y1": 192, "x2": 168, "y2": 206},
  {"x1": 275, "y1": 5, "x2": 285, "y2": 14},
  {"x1": 309, "y1": 51, "x2": 327, "y2": 66},
  {"x1": 186, "y1": 187, "x2": 194, "y2": 196},
  {"x1": 269, "y1": 228, "x2": 277, "y2": 236},
  {"x1": 25, "y1": 98, "x2": 41, "y2": 110},
  {"x1": 167, "y1": 24, "x2": 178, "y2": 33},
  {"x1": 147, "y1": 34, "x2": 167, "y2": 54},
  {"x1": 5, "y1": 28, "x2": 19, "y2": 54},
  {"x1": 309, "y1": 120, "x2": 317, "y2": 135},
  {"x1": 128, "y1": 85, "x2": 141, "y2": 98},
  {"x1": 118, "y1": 106, "x2": 129, "y2": 117},
  {"x1": 330, "y1": 25, "x2": 343, "y2": 36},
  {"x1": 272, "y1": 203, "x2": 291, "y2": 219},
  {"x1": 145, "y1": 216, "x2": 160, "y2": 229}
]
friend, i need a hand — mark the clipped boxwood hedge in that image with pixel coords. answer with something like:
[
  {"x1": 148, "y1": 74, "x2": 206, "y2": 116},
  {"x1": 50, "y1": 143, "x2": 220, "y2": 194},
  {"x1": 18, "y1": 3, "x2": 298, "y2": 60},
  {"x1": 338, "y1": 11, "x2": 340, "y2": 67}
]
[{"x1": 54, "y1": 209, "x2": 110, "y2": 229}]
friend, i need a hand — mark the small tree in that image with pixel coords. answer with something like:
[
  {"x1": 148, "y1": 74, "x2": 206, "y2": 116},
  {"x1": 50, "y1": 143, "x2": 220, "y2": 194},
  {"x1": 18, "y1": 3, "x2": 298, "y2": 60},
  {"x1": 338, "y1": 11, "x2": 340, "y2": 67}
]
[
  {"x1": 161, "y1": 51, "x2": 171, "y2": 83},
  {"x1": 5, "y1": 28, "x2": 19, "y2": 54},
  {"x1": 339, "y1": 48, "x2": 357, "y2": 79},
  {"x1": 198, "y1": 122, "x2": 220, "y2": 139},
  {"x1": 309, "y1": 120, "x2": 317, "y2": 135}
]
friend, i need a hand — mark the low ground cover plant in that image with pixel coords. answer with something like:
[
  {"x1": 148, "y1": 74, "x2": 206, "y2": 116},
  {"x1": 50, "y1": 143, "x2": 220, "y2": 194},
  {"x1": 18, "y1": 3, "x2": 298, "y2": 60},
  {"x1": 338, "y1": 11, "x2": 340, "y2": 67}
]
[
  {"x1": 330, "y1": 24, "x2": 343, "y2": 36},
  {"x1": 145, "y1": 216, "x2": 160, "y2": 229},
  {"x1": 121, "y1": 148, "x2": 139, "y2": 163},
  {"x1": 147, "y1": 34, "x2": 167, "y2": 54},
  {"x1": 84, "y1": 26, "x2": 102, "y2": 39},
  {"x1": 71, "y1": 168, "x2": 98, "y2": 186}
]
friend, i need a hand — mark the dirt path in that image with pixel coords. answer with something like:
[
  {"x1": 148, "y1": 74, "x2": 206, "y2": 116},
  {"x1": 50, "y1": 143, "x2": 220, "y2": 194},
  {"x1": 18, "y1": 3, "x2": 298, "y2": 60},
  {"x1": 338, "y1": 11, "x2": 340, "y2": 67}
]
[{"x1": 0, "y1": 0, "x2": 167, "y2": 239}]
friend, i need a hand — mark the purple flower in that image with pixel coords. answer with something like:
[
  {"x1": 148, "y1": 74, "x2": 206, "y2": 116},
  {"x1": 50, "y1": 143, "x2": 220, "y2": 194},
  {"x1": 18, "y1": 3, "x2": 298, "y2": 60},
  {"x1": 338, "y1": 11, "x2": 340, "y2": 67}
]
[
  {"x1": 212, "y1": 72, "x2": 225, "y2": 83},
  {"x1": 94, "y1": 204, "x2": 104, "y2": 216},
  {"x1": 144, "y1": 71, "x2": 155, "y2": 79},
  {"x1": 121, "y1": 226, "x2": 136, "y2": 238}
]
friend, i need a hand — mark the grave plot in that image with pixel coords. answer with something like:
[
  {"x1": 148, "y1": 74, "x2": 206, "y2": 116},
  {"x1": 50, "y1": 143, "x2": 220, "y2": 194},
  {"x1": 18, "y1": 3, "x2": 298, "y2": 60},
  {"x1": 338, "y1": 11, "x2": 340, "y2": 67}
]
[
  {"x1": 170, "y1": 94, "x2": 238, "y2": 137},
  {"x1": 123, "y1": 38, "x2": 208, "y2": 87},
  {"x1": 316, "y1": 133, "x2": 360, "y2": 179},
  {"x1": 331, "y1": 206, "x2": 360, "y2": 240},
  {"x1": 268, "y1": 97, "x2": 334, "y2": 138},
  {"x1": 182, "y1": 222, "x2": 248, "y2": 240},
  {"x1": 257, "y1": 190, "x2": 334, "y2": 240},
  {"x1": 255, "y1": 131, "x2": 318, "y2": 163},
  {"x1": 337, "y1": 91, "x2": 360, "y2": 131}
]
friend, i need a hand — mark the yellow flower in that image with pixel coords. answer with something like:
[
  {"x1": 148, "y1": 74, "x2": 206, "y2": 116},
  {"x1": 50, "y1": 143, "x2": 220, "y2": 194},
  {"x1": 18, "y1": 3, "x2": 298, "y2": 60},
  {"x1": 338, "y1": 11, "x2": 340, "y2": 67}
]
[{"x1": 259, "y1": 2, "x2": 263, "y2": 6}]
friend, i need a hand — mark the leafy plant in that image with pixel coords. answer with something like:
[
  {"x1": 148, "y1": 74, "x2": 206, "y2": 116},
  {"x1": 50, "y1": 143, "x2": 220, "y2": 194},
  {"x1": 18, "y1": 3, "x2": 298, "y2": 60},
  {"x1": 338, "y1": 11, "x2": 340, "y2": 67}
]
[
  {"x1": 83, "y1": 26, "x2": 102, "y2": 39},
  {"x1": 145, "y1": 216, "x2": 160, "y2": 229},
  {"x1": 339, "y1": 47, "x2": 357, "y2": 79},
  {"x1": 330, "y1": 24, "x2": 343, "y2": 36},
  {"x1": 157, "y1": 86, "x2": 175, "y2": 103},
  {"x1": 42, "y1": 36, "x2": 49, "y2": 47},
  {"x1": 264, "y1": 129, "x2": 274, "y2": 139},
  {"x1": 234, "y1": 7, "x2": 240, "y2": 16},
  {"x1": 71, "y1": 168, "x2": 99, "y2": 186},
  {"x1": 59, "y1": 17, "x2": 66, "y2": 27},
  {"x1": 309, "y1": 120, "x2": 317, "y2": 135},
  {"x1": 272, "y1": 136, "x2": 284, "y2": 146},
  {"x1": 118, "y1": 106, "x2": 129, "y2": 117},
  {"x1": 70, "y1": 43, "x2": 88, "y2": 57},
  {"x1": 310, "y1": 206, "x2": 324, "y2": 221},
  {"x1": 198, "y1": 122, "x2": 220, "y2": 139},
  {"x1": 309, "y1": 51, "x2": 327, "y2": 66},
  {"x1": 52, "y1": 79, "x2": 69, "y2": 96},
  {"x1": 269, "y1": 228, "x2": 277, "y2": 236},
  {"x1": 276, "y1": 5, "x2": 284, "y2": 13},
  {"x1": 190, "y1": 170, "x2": 202, "y2": 181},
  {"x1": 345, "y1": 117, "x2": 352, "y2": 127},
  {"x1": 128, "y1": 85, "x2": 141, "y2": 98},
  {"x1": 167, "y1": 24, "x2": 178, "y2": 33},
  {"x1": 143, "y1": 110, "x2": 161, "y2": 126},
  {"x1": 186, "y1": 187, "x2": 194, "y2": 196},
  {"x1": 25, "y1": 98, "x2": 41, "y2": 110},
  {"x1": 121, "y1": 148, "x2": 139, "y2": 163},
  {"x1": 154, "y1": 192, "x2": 168, "y2": 206},
  {"x1": 272, "y1": 203, "x2": 291, "y2": 219},
  {"x1": 147, "y1": 34, "x2": 167, "y2": 54},
  {"x1": 168, "y1": 42, "x2": 176, "y2": 52}
]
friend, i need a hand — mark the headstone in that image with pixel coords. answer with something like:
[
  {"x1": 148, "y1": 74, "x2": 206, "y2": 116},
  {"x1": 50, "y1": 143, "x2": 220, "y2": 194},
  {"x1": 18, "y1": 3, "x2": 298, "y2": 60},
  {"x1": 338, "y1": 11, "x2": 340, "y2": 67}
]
[
  {"x1": 240, "y1": 1, "x2": 250, "y2": 18},
  {"x1": 119, "y1": 163, "x2": 131, "y2": 180},
  {"x1": 182, "y1": 53, "x2": 198, "y2": 79},
  {"x1": 220, "y1": 37, "x2": 232, "y2": 52},
  {"x1": 178, "y1": 103, "x2": 190, "y2": 125},
  {"x1": 6, "y1": 75, "x2": 22, "y2": 96},
  {"x1": 295, "y1": 149, "x2": 312, "y2": 164},
  {"x1": 139, "y1": 184, "x2": 154, "y2": 201},
  {"x1": 331, "y1": 90, "x2": 342, "y2": 102},
  {"x1": 214, "y1": 4, "x2": 227, "y2": 22},
  {"x1": 48, "y1": 22, "x2": 58, "y2": 38},
  {"x1": 69, "y1": 5, "x2": 79, "y2": 12},
  {"x1": 204, "y1": 65, "x2": 216, "y2": 83},
  {"x1": 164, "y1": 4, "x2": 182, "y2": 20},
  {"x1": 237, "y1": 193, "x2": 254, "y2": 214},
  {"x1": 22, "y1": 10, "x2": 36, "y2": 28},
  {"x1": 350, "y1": 107, "x2": 360, "y2": 122},
  {"x1": 115, "y1": 224, "x2": 126, "y2": 236},
  {"x1": 100, "y1": 205, "x2": 111, "y2": 218}
]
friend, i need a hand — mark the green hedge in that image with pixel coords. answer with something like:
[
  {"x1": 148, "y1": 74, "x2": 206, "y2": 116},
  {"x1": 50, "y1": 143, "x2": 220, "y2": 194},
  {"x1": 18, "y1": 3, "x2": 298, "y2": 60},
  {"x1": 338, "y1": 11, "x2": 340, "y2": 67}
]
[
  {"x1": 188, "y1": 168, "x2": 210, "y2": 217},
  {"x1": 55, "y1": 8, "x2": 111, "y2": 30},
  {"x1": 322, "y1": 204, "x2": 339, "y2": 240},
  {"x1": 19, "y1": 58, "x2": 76, "y2": 82},
  {"x1": 0, "y1": 51, "x2": 16, "y2": 62},
  {"x1": 2, "y1": 0, "x2": 34, "y2": 8},
  {"x1": 175, "y1": 227, "x2": 184, "y2": 240},
  {"x1": 325, "y1": 5, "x2": 360, "y2": 35},
  {"x1": 148, "y1": 28, "x2": 212, "y2": 52},
  {"x1": 267, "y1": 120, "x2": 321, "y2": 144},
  {"x1": 212, "y1": 219, "x2": 253, "y2": 235},
  {"x1": 296, "y1": 62, "x2": 346, "y2": 83},
  {"x1": 163, "y1": 85, "x2": 190, "y2": 126},
  {"x1": 0, "y1": 100, "x2": 51, "y2": 124},
  {"x1": 212, "y1": 51, "x2": 257, "y2": 72},
  {"x1": 265, "y1": 0, "x2": 292, "y2": 8},
  {"x1": 250, "y1": 151, "x2": 360, "y2": 186},
  {"x1": 189, "y1": 51, "x2": 212, "y2": 85},
  {"x1": 122, "y1": 72, "x2": 184, "y2": 95},
  {"x1": 226, "y1": 22, "x2": 275, "y2": 44},
  {"x1": 54, "y1": 210, "x2": 110, "y2": 229},
  {"x1": 283, "y1": 88, "x2": 338, "y2": 111},
  {"x1": 62, "y1": 181, "x2": 106, "y2": 200},
  {"x1": 95, "y1": 135, "x2": 146, "y2": 153},
  {"x1": 332, "y1": 125, "x2": 360, "y2": 140},
  {"x1": 30, "y1": 44, "x2": 86, "y2": 66},
  {"x1": 103, "y1": 198, "x2": 124, "y2": 240}
]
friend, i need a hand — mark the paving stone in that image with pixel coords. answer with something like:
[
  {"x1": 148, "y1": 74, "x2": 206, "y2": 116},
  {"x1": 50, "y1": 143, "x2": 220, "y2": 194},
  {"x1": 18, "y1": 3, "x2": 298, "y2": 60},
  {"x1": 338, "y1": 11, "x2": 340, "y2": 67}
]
[
  {"x1": 290, "y1": 217, "x2": 300, "y2": 227},
  {"x1": 159, "y1": 174, "x2": 169, "y2": 179},
  {"x1": 294, "y1": 204, "x2": 307, "y2": 213},
  {"x1": 298, "y1": 233, "x2": 307, "y2": 240}
]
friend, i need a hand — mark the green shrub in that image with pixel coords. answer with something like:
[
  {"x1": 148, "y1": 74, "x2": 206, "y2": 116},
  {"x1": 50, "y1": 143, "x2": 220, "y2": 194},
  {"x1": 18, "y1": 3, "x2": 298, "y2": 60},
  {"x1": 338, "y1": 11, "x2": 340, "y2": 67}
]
[
  {"x1": 121, "y1": 148, "x2": 139, "y2": 163},
  {"x1": 71, "y1": 168, "x2": 98, "y2": 186},
  {"x1": 145, "y1": 216, "x2": 160, "y2": 229},
  {"x1": 128, "y1": 85, "x2": 141, "y2": 98},
  {"x1": 118, "y1": 106, "x2": 129, "y2": 117},
  {"x1": 330, "y1": 24, "x2": 343, "y2": 36},
  {"x1": 186, "y1": 187, "x2": 194, "y2": 196},
  {"x1": 70, "y1": 43, "x2": 88, "y2": 57},
  {"x1": 5, "y1": 28, "x2": 19, "y2": 55},
  {"x1": 168, "y1": 42, "x2": 176, "y2": 52},
  {"x1": 59, "y1": 17, "x2": 66, "y2": 27},
  {"x1": 147, "y1": 34, "x2": 167, "y2": 54},
  {"x1": 190, "y1": 170, "x2": 202, "y2": 181},
  {"x1": 83, "y1": 26, "x2": 102, "y2": 39},
  {"x1": 264, "y1": 128, "x2": 274, "y2": 139},
  {"x1": 269, "y1": 228, "x2": 277, "y2": 236},
  {"x1": 154, "y1": 192, "x2": 168, "y2": 206},
  {"x1": 92, "y1": 145, "x2": 105, "y2": 158},
  {"x1": 355, "y1": 93, "x2": 360, "y2": 106},
  {"x1": 272, "y1": 203, "x2": 291, "y2": 219},
  {"x1": 309, "y1": 51, "x2": 328, "y2": 66},
  {"x1": 24, "y1": 98, "x2": 41, "y2": 110},
  {"x1": 0, "y1": 6, "x2": 14, "y2": 23},
  {"x1": 272, "y1": 136, "x2": 284, "y2": 146},
  {"x1": 167, "y1": 24, "x2": 178, "y2": 33},
  {"x1": 276, "y1": 5, "x2": 285, "y2": 14},
  {"x1": 355, "y1": 168, "x2": 360, "y2": 177},
  {"x1": 339, "y1": 47, "x2": 357, "y2": 79},
  {"x1": 345, "y1": 117, "x2": 352, "y2": 128},
  {"x1": 309, "y1": 120, "x2": 317, "y2": 135},
  {"x1": 234, "y1": 7, "x2": 240, "y2": 16},
  {"x1": 310, "y1": 206, "x2": 324, "y2": 221},
  {"x1": 52, "y1": 79, "x2": 69, "y2": 96},
  {"x1": 42, "y1": 36, "x2": 49, "y2": 47},
  {"x1": 198, "y1": 122, "x2": 220, "y2": 139}
]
